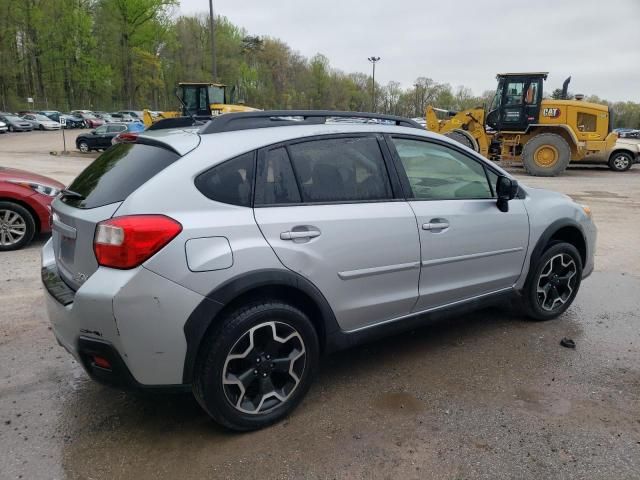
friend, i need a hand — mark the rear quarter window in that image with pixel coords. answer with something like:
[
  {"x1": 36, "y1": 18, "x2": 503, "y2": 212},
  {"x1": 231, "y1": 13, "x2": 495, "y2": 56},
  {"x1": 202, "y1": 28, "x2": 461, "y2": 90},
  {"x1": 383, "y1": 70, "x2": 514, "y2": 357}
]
[{"x1": 62, "y1": 143, "x2": 180, "y2": 209}]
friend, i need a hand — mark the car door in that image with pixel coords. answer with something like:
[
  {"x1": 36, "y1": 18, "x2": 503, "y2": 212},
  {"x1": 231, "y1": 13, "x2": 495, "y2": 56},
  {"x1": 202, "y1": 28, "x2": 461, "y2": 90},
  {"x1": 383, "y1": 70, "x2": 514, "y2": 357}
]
[
  {"x1": 90, "y1": 125, "x2": 109, "y2": 147},
  {"x1": 387, "y1": 136, "x2": 530, "y2": 311},
  {"x1": 106, "y1": 125, "x2": 126, "y2": 145},
  {"x1": 253, "y1": 135, "x2": 421, "y2": 332}
]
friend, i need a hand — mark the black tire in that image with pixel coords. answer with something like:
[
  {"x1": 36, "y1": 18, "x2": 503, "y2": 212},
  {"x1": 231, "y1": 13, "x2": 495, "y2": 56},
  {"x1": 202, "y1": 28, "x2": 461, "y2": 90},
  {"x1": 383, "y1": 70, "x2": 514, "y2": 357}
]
[
  {"x1": 608, "y1": 151, "x2": 633, "y2": 172},
  {"x1": 521, "y1": 133, "x2": 571, "y2": 177},
  {"x1": 193, "y1": 301, "x2": 319, "y2": 431},
  {"x1": 445, "y1": 131, "x2": 476, "y2": 151},
  {"x1": 521, "y1": 242, "x2": 582, "y2": 321},
  {"x1": 8, "y1": 125, "x2": 14, "y2": 132},
  {"x1": 39, "y1": 125, "x2": 45, "y2": 131},
  {"x1": 78, "y1": 141, "x2": 90, "y2": 153},
  {"x1": 0, "y1": 201, "x2": 36, "y2": 251}
]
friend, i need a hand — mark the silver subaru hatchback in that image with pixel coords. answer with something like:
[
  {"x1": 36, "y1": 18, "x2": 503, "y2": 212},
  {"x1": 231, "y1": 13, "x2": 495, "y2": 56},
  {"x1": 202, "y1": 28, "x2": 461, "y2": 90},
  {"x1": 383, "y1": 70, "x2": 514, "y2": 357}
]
[{"x1": 42, "y1": 111, "x2": 596, "y2": 431}]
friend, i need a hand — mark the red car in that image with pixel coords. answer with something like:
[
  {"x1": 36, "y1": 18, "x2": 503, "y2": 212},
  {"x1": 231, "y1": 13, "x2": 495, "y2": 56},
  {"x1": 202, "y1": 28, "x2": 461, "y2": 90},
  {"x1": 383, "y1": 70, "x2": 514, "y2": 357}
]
[{"x1": 0, "y1": 167, "x2": 64, "y2": 251}]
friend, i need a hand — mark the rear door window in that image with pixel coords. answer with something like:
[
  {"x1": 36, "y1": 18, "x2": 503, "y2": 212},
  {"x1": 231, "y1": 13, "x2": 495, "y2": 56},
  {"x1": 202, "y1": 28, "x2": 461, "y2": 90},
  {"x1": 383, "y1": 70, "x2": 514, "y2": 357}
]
[
  {"x1": 62, "y1": 143, "x2": 180, "y2": 209},
  {"x1": 195, "y1": 152, "x2": 255, "y2": 207},
  {"x1": 287, "y1": 136, "x2": 392, "y2": 203},
  {"x1": 254, "y1": 147, "x2": 301, "y2": 205}
]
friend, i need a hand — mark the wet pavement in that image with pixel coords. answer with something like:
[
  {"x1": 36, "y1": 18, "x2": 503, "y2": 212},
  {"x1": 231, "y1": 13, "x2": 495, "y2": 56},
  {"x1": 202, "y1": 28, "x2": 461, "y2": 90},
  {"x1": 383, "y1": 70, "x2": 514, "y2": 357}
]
[{"x1": 1, "y1": 134, "x2": 639, "y2": 479}]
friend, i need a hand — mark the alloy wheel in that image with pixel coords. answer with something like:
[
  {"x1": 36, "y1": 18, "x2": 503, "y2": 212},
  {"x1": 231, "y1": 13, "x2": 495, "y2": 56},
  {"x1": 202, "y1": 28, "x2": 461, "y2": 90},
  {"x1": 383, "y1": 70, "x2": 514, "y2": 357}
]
[
  {"x1": 612, "y1": 154, "x2": 630, "y2": 171},
  {"x1": 536, "y1": 253, "x2": 577, "y2": 311},
  {"x1": 0, "y1": 209, "x2": 27, "y2": 247},
  {"x1": 79, "y1": 142, "x2": 89, "y2": 153},
  {"x1": 222, "y1": 321, "x2": 306, "y2": 415}
]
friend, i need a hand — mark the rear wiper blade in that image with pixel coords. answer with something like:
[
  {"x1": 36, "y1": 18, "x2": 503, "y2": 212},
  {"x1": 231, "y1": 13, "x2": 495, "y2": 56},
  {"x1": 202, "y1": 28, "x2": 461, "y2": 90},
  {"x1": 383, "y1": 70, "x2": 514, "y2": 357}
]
[{"x1": 60, "y1": 189, "x2": 84, "y2": 199}]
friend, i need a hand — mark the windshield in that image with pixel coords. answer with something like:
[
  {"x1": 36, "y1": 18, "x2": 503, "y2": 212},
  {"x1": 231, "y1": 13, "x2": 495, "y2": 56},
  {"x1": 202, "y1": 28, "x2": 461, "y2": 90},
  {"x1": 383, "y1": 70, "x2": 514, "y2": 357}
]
[
  {"x1": 208, "y1": 85, "x2": 225, "y2": 104},
  {"x1": 34, "y1": 114, "x2": 50, "y2": 121},
  {"x1": 4, "y1": 115, "x2": 21, "y2": 121}
]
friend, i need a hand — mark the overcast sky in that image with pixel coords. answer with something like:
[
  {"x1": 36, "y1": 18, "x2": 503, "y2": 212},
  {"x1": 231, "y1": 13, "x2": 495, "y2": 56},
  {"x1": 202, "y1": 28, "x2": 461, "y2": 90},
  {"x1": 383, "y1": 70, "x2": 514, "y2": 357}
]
[{"x1": 180, "y1": 0, "x2": 639, "y2": 102}]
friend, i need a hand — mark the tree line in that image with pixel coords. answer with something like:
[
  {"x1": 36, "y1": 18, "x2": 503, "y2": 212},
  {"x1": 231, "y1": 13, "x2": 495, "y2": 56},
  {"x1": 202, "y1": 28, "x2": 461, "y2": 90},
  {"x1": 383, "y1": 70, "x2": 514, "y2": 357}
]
[{"x1": 1, "y1": 0, "x2": 638, "y2": 128}]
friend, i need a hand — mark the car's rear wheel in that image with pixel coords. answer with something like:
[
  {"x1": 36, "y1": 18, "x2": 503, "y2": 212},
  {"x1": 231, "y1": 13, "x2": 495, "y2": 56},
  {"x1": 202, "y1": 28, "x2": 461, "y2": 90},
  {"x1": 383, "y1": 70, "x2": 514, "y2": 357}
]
[
  {"x1": 193, "y1": 301, "x2": 319, "y2": 431},
  {"x1": 0, "y1": 202, "x2": 36, "y2": 251},
  {"x1": 8, "y1": 125, "x2": 13, "y2": 132},
  {"x1": 521, "y1": 242, "x2": 582, "y2": 321},
  {"x1": 78, "y1": 141, "x2": 90, "y2": 153}
]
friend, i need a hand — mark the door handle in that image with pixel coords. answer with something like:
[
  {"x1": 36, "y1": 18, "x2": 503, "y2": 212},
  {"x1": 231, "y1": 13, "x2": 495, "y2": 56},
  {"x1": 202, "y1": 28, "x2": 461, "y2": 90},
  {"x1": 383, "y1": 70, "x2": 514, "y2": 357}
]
[
  {"x1": 280, "y1": 229, "x2": 321, "y2": 240},
  {"x1": 422, "y1": 220, "x2": 450, "y2": 231}
]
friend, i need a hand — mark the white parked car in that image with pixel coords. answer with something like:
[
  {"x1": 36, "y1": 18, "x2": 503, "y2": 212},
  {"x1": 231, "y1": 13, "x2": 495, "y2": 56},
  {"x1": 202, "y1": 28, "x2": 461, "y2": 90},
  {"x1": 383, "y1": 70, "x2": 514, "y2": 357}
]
[
  {"x1": 0, "y1": 120, "x2": 7, "y2": 133},
  {"x1": 22, "y1": 113, "x2": 61, "y2": 131}
]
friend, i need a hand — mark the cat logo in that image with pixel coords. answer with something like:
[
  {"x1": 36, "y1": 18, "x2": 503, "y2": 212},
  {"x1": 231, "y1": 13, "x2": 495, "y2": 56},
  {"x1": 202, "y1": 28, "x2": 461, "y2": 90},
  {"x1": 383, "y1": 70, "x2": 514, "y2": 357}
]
[{"x1": 543, "y1": 107, "x2": 561, "y2": 118}]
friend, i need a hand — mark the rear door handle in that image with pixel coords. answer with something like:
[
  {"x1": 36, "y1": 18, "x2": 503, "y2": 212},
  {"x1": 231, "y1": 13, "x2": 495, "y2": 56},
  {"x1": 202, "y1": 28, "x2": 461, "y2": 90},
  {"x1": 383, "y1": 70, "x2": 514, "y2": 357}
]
[
  {"x1": 280, "y1": 229, "x2": 321, "y2": 240},
  {"x1": 422, "y1": 220, "x2": 450, "y2": 231}
]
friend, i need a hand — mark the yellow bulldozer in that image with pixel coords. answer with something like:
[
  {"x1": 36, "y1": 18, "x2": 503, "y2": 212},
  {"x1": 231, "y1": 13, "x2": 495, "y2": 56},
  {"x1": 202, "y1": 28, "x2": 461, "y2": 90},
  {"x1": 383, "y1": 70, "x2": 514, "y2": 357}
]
[
  {"x1": 143, "y1": 82, "x2": 258, "y2": 127},
  {"x1": 426, "y1": 72, "x2": 618, "y2": 176}
]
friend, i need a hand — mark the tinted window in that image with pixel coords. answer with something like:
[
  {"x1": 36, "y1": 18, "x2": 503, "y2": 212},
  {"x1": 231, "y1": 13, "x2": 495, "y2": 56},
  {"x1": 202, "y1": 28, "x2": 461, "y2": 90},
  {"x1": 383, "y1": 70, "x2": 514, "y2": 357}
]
[
  {"x1": 195, "y1": 152, "x2": 255, "y2": 207},
  {"x1": 288, "y1": 137, "x2": 392, "y2": 203},
  {"x1": 62, "y1": 143, "x2": 180, "y2": 209},
  {"x1": 255, "y1": 148, "x2": 301, "y2": 205},
  {"x1": 107, "y1": 125, "x2": 126, "y2": 133},
  {"x1": 94, "y1": 126, "x2": 108, "y2": 134},
  {"x1": 392, "y1": 138, "x2": 492, "y2": 200}
]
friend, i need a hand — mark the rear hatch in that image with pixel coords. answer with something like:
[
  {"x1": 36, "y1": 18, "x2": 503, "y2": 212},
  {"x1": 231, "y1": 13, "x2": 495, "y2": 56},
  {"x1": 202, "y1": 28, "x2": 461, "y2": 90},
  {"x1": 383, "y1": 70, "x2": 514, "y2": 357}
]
[{"x1": 51, "y1": 137, "x2": 194, "y2": 290}]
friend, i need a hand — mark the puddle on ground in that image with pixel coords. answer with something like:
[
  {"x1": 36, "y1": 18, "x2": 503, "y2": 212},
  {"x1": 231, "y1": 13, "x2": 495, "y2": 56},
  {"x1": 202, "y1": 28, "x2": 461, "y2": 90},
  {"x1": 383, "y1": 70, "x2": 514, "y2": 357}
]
[{"x1": 372, "y1": 391, "x2": 425, "y2": 413}]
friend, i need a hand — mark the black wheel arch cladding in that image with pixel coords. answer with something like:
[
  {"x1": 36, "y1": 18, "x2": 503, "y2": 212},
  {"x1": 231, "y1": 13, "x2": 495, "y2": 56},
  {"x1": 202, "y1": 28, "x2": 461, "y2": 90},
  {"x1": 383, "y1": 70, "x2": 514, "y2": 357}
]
[{"x1": 182, "y1": 268, "x2": 340, "y2": 384}]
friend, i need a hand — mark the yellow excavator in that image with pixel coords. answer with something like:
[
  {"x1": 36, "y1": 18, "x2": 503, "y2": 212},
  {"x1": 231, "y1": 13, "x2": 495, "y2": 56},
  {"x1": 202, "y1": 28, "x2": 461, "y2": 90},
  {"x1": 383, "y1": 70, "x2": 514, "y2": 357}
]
[
  {"x1": 426, "y1": 72, "x2": 618, "y2": 176},
  {"x1": 143, "y1": 82, "x2": 258, "y2": 127}
]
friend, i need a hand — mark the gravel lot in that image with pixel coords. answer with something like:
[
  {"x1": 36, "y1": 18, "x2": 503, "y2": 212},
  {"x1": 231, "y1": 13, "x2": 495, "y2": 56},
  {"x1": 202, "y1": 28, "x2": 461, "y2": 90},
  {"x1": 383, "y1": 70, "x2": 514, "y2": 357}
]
[{"x1": 1, "y1": 130, "x2": 639, "y2": 479}]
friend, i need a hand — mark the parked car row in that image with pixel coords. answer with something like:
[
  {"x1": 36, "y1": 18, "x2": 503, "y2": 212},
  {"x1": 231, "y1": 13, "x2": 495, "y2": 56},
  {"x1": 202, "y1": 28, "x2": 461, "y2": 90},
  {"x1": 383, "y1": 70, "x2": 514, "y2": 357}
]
[{"x1": 0, "y1": 109, "x2": 145, "y2": 134}]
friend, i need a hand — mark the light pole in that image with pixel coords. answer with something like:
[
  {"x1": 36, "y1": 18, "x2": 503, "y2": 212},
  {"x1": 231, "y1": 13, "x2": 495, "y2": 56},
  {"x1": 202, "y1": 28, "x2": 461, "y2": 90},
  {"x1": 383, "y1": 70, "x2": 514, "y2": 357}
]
[
  {"x1": 367, "y1": 56, "x2": 380, "y2": 112},
  {"x1": 209, "y1": 0, "x2": 217, "y2": 81}
]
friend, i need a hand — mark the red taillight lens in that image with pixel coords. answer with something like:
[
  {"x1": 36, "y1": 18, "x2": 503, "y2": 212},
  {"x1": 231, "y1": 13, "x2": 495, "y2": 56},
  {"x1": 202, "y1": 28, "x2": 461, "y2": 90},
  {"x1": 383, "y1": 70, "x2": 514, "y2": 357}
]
[
  {"x1": 94, "y1": 215, "x2": 182, "y2": 269},
  {"x1": 112, "y1": 132, "x2": 138, "y2": 145}
]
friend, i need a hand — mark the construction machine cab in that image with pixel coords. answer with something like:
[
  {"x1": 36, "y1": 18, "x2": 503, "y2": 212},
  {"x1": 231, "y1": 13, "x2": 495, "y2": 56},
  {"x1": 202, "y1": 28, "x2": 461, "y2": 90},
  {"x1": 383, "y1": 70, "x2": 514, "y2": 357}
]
[
  {"x1": 178, "y1": 82, "x2": 243, "y2": 116},
  {"x1": 486, "y1": 72, "x2": 547, "y2": 132}
]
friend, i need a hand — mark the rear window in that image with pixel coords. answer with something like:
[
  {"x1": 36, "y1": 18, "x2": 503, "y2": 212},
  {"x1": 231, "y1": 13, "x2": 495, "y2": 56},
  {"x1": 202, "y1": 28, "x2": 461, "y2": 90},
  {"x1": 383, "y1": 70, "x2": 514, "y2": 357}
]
[{"x1": 62, "y1": 143, "x2": 180, "y2": 209}]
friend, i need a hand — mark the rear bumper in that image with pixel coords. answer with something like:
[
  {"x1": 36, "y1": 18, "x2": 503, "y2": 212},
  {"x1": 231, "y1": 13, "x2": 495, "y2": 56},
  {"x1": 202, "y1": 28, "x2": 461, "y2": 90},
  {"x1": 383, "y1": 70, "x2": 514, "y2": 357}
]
[{"x1": 41, "y1": 238, "x2": 202, "y2": 388}]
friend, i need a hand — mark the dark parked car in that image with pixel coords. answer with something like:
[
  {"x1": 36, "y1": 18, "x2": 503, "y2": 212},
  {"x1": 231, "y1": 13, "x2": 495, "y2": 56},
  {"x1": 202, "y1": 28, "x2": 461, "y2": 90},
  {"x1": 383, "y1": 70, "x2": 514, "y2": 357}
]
[
  {"x1": 0, "y1": 113, "x2": 34, "y2": 132},
  {"x1": 39, "y1": 111, "x2": 84, "y2": 129},
  {"x1": 0, "y1": 167, "x2": 64, "y2": 250},
  {"x1": 75, "y1": 123, "x2": 129, "y2": 152},
  {"x1": 70, "y1": 111, "x2": 105, "y2": 128}
]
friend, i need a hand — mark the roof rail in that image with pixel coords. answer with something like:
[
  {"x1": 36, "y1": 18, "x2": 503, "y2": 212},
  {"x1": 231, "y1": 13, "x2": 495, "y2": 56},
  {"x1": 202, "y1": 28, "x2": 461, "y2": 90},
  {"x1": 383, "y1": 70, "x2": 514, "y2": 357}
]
[
  {"x1": 146, "y1": 115, "x2": 211, "y2": 130},
  {"x1": 198, "y1": 110, "x2": 424, "y2": 134}
]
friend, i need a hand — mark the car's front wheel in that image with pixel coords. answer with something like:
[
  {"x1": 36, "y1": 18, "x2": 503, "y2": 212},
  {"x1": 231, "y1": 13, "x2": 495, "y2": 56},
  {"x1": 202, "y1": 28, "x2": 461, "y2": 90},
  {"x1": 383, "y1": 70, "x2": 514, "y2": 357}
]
[
  {"x1": 0, "y1": 201, "x2": 36, "y2": 251},
  {"x1": 608, "y1": 151, "x2": 633, "y2": 172},
  {"x1": 193, "y1": 301, "x2": 319, "y2": 431},
  {"x1": 78, "y1": 141, "x2": 90, "y2": 153},
  {"x1": 521, "y1": 242, "x2": 582, "y2": 321}
]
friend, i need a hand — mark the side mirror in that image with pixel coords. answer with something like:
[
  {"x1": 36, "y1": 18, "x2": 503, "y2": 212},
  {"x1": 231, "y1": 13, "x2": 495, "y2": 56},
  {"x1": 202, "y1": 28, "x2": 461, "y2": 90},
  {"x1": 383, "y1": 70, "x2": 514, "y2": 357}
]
[{"x1": 496, "y1": 176, "x2": 518, "y2": 212}]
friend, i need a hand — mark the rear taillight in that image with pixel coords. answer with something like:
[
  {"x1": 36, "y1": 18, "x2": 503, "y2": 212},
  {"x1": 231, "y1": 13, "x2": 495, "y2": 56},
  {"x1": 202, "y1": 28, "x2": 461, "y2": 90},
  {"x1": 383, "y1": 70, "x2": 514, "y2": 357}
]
[
  {"x1": 112, "y1": 132, "x2": 138, "y2": 145},
  {"x1": 94, "y1": 215, "x2": 182, "y2": 269}
]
